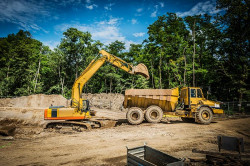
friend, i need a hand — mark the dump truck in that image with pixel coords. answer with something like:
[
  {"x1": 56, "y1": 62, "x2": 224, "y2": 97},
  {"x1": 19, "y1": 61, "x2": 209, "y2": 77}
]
[
  {"x1": 124, "y1": 87, "x2": 224, "y2": 125},
  {"x1": 44, "y1": 50, "x2": 149, "y2": 130}
]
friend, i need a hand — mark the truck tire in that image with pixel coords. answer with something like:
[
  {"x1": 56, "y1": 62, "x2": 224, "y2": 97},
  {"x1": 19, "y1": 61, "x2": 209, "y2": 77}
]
[
  {"x1": 196, "y1": 107, "x2": 213, "y2": 125},
  {"x1": 126, "y1": 107, "x2": 144, "y2": 125},
  {"x1": 181, "y1": 117, "x2": 195, "y2": 123},
  {"x1": 145, "y1": 105, "x2": 163, "y2": 123}
]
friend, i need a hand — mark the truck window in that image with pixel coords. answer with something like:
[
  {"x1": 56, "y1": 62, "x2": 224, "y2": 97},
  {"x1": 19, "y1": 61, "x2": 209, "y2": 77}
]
[
  {"x1": 197, "y1": 89, "x2": 203, "y2": 98},
  {"x1": 190, "y1": 89, "x2": 196, "y2": 98}
]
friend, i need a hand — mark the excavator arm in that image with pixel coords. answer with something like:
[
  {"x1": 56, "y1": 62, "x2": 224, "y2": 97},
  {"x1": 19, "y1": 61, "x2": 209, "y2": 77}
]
[{"x1": 71, "y1": 50, "x2": 149, "y2": 109}]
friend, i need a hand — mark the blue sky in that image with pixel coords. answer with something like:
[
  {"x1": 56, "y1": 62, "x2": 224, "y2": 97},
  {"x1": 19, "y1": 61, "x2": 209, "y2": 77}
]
[{"x1": 0, "y1": 0, "x2": 221, "y2": 50}]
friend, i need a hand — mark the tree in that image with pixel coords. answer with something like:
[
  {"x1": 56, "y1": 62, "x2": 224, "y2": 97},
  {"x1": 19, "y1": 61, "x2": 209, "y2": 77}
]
[
  {"x1": 59, "y1": 28, "x2": 93, "y2": 81},
  {"x1": 147, "y1": 13, "x2": 190, "y2": 88},
  {"x1": 216, "y1": 0, "x2": 250, "y2": 109},
  {"x1": 0, "y1": 30, "x2": 46, "y2": 96}
]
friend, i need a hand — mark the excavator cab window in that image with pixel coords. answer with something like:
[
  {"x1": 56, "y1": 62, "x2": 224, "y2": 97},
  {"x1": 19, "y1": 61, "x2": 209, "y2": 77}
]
[{"x1": 82, "y1": 100, "x2": 89, "y2": 112}]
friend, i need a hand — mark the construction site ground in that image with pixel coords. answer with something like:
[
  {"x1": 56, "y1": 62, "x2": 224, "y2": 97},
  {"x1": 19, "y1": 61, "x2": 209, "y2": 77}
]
[{"x1": 0, "y1": 95, "x2": 249, "y2": 166}]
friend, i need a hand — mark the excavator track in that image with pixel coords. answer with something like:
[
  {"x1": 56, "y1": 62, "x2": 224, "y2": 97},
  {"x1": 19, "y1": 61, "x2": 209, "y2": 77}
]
[{"x1": 44, "y1": 119, "x2": 118, "y2": 132}]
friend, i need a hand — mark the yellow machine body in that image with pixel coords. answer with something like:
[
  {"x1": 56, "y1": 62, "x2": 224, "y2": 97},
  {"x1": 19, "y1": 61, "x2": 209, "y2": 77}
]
[
  {"x1": 178, "y1": 87, "x2": 223, "y2": 118},
  {"x1": 124, "y1": 87, "x2": 223, "y2": 118},
  {"x1": 44, "y1": 107, "x2": 91, "y2": 120},
  {"x1": 44, "y1": 50, "x2": 150, "y2": 121},
  {"x1": 124, "y1": 88, "x2": 179, "y2": 112}
]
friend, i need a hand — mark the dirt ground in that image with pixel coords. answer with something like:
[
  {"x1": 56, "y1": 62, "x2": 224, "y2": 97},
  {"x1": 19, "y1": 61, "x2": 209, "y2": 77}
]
[
  {"x1": 0, "y1": 109, "x2": 249, "y2": 166},
  {"x1": 0, "y1": 95, "x2": 249, "y2": 166}
]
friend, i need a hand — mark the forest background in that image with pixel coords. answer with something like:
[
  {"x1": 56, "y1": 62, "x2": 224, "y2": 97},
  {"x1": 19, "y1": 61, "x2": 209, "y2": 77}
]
[{"x1": 0, "y1": 0, "x2": 249, "y2": 108}]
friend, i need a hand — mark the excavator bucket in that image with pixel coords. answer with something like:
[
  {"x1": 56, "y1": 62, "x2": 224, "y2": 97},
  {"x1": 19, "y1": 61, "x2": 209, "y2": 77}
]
[{"x1": 133, "y1": 63, "x2": 150, "y2": 80}]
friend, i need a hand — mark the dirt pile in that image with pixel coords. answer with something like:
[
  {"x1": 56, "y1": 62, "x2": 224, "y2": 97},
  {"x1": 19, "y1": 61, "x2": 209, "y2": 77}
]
[
  {"x1": 82, "y1": 93, "x2": 124, "y2": 111},
  {"x1": 0, "y1": 93, "x2": 125, "y2": 138},
  {"x1": 0, "y1": 94, "x2": 68, "y2": 108}
]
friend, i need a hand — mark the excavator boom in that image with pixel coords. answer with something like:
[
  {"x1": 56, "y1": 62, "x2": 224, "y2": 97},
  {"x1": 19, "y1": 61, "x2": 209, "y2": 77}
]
[{"x1": 71, "y1": 50, "x2": 149, "y2": 108}]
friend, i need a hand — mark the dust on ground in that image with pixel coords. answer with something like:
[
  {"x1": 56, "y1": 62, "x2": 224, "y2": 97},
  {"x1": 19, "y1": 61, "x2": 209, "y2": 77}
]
[{"x1": 0, "y1": 94, "x2": 249, "y2": 166}]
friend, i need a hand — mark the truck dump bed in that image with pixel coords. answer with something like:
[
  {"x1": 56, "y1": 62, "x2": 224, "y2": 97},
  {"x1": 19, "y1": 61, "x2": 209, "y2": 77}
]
[{"x1": 124, "y1": 88, "x2": 179, "y2": 112}]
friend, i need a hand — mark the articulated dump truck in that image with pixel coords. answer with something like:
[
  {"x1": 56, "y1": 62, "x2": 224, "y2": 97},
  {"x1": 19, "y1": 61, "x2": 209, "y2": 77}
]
[{"x1": 124, "y1": 87, "x2": 224, "y2": 125}]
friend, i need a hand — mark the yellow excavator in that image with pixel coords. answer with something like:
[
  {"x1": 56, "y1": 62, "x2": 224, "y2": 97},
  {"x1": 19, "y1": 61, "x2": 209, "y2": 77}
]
[{"x1": 44, "y1": 50, "x2": 149, "y2": 130}]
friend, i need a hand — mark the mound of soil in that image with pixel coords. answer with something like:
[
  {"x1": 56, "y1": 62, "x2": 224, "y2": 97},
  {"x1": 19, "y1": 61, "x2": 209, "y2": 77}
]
[
  {"x1": 0, "y1": 94, "x2": 68, "y2": 108},
  {"x1": 0, "y1": 93, "x2": 125, "y2": 138},
  {"x1": 82, "y1": 93, "x2": 124, "y2": 111}
]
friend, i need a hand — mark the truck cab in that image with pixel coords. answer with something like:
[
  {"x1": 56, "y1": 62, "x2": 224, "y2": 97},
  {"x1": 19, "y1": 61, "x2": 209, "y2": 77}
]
[{"x1": 179, "y1": 87, "x2": 223, "y2": 124}]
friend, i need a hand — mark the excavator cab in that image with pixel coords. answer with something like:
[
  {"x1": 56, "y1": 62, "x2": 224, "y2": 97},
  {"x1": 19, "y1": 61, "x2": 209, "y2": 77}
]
[
  {"x1": 81, "y1": 99, "x2": 89, "y2": 112},
  {"x1": 71, "y1": 98, "x2": 89, "y2": 112}
]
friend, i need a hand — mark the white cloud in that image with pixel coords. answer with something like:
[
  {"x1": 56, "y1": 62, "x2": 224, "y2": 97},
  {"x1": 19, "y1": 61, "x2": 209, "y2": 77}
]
[
  {"x1": 137, "y1": 8, "x2": 143, "y2": 12},
  {"x1": 52, "y1": 0, "x2": 83, "y2": 7},
  {"x1": 125, "y1": 40, "x2": 138, "y2": 51},
  {"x1": 0, "y1": 0, "x2": 50, "y2": 32},
  {"x1": 107, "y1": 18, "x2": 120, "y2": 25},
  {"x1": 86, "y1": 4, "x2": 98, "y2": 10},
  {"x1": 42, "y1": 40, "x2": 60, "y2": 50},
  {"x1": 104, "y1": 3, "x2": 115, "y2": 10},
  {"x1": 151, "y1": 11, "x2": 157, "y2": 17},
  {"x1": 135, "y1": 8, "x2": 144, "y2": 16},
  {"x1": 176, "y1": 1, "x2": 221, "y2": 17},
  {"x1": 159, "y1": 2, "x2": 164, "y2": 8},
  {"x1": 131, "y1": 19, "x2": 137, "y2": 24},
  {"x1": 85, "y1": 0, "x2": 97, "y2": 10},
  {"x1": 151, "y1": 5, "x2": 158, "y2": 18},
  {"x1": 98, "y1": 17, "x2": 122, "y2": 25},
  {"x1": 55, "y1": 17, "x2": 137, "y2": 50},
  {"x1": 133, "y1": 32, "x2": 145, "y2": 37}
]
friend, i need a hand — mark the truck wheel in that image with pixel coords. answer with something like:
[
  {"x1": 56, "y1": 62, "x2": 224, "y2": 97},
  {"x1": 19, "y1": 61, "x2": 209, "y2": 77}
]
[
  {"x1": 145, "y1": 106, "x2": 163, "y2": 123},
  {"x1": 181, "y1": 117, "x2": 195, "y2": 123},
  {"x1": 196, "y1": 107, "x2": 213, "y2": 125},
  {"x1": 126, "y1": 107, "x2": 144, "y2": 125}
]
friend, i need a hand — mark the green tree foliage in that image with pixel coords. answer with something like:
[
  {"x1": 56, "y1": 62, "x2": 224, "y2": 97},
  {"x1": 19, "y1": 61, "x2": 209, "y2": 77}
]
[
  {"x1": 146, "y1": 13, "x2": 190, "y2": 88},
  {"x1": 0, "y1": 30, "x2": 47, "y2": 96},
  {"x1": 0, "y1": 0, "x2": 249, "y2": 105},
  {"x1": 216, "y1": 0, "x2": 250, "y2": 103}
]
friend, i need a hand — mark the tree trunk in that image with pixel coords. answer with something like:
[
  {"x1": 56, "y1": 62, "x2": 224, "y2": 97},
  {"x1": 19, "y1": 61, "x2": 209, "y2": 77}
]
[
  {"x1": 105, "y1": 78, "x2": 107, "y2": 93},
  {"x1": 167, "y1": 61, "x2": 170, "y2": 88},
  {"x1": 6, "y1": 65, "x2": 10, "y2": 79},
  {"x1": 110, "y1": 78, "x2": 112, "y2": 93},
  {"x1": 58, "y1": 67, "x2": 65, "y2": 95},
  {"x1": 239, "y1": 91, "x2": 243, "y2": 113},
  {"x1": 151, "y1": 60, "x2": 154, "y2": 88},
  {"x1": 199, "y1": 43, "x2": 203, "y2": 67},
  {"x1": 183, "y1": 46, "x2": 187, "y2": 86},
  {"x1": 34, "y1": 58, "x2": 41, "y2": 93},
  {"x1": 192, "y1": 20, "x2": 196, "y2": 87},
  {"x1": 159, "y1": 50, "x2": 162, "y2": 89},
  {"x1": 75, "y1": 63, "x2": 78, "y2": 80}
]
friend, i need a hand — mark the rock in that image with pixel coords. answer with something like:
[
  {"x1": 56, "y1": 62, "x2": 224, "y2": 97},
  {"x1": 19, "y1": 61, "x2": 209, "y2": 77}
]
[{"x1": 1, "y1": 136, "x2": 14, "y2": 140}]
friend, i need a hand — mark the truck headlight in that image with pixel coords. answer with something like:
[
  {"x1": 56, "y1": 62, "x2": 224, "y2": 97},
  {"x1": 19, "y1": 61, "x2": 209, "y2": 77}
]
[{"x1": 215, "y1": 103, "x2": 220, "y2": 108}]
